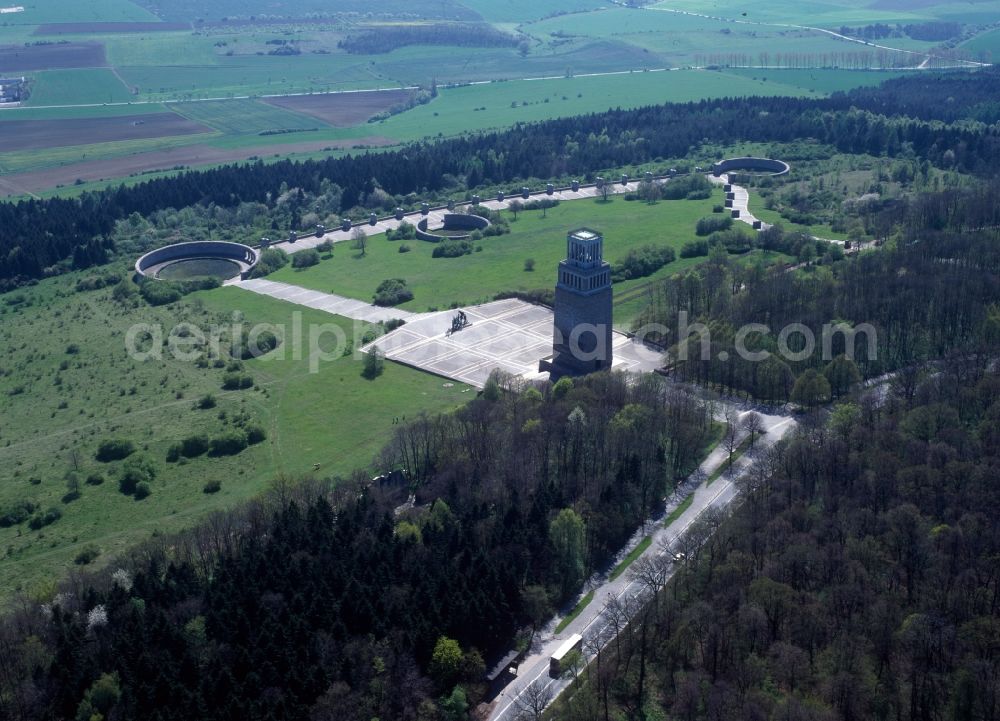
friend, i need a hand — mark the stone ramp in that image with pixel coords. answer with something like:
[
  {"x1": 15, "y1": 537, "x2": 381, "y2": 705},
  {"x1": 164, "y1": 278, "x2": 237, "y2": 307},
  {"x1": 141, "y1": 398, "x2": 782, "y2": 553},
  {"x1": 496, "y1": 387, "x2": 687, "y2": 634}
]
[{"x1": 236, "y1": 278, "x2": 417, "y2": 324}]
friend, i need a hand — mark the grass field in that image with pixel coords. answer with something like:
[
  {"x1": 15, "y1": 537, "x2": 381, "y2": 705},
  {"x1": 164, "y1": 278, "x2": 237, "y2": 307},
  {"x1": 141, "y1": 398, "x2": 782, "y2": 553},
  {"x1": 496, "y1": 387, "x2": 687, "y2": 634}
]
[
  {"x1": 24, "y1": 68, "x2": 134, "y2": 106},
  {"x1": 171, "y1": 98, "x2": 328, "y2": 134},
  {"x1": 0, "y1": 276, "x2": 470, "y2": 598},
  {"x1": 267, "y1": 192, "x2": 724, "y2": 323}
]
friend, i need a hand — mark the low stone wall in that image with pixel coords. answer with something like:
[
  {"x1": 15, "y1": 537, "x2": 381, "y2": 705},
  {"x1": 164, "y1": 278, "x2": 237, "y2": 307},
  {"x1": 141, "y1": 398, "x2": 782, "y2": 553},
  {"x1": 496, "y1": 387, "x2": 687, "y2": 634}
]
[
  {"x1": 712, "y1": 157, "x2": 789, "y2": 177},
  {"x1": 415, "y1": 213, "x2": 490, "y2": 242},
  {"x1": 135, "y1": 241, "x2": 259, "y2": 280}
]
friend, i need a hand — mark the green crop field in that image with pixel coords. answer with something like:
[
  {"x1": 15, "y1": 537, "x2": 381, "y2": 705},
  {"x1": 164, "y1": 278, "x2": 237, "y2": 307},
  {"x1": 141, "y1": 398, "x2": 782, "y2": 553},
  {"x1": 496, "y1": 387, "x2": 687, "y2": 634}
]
[
  {"x1": 0, "y1": 276, "x2": 470, "y2": 598},
  {"x1": 0, "y1": 103, "x2": 168, "y2": 121},
  {"x1": 171, "y1": 99, "x2": 329, "y2": 134},
  {"x1": 460, "y1": 0, "x2": 602, "y2": 23},
  {"x1": 266, "y1": 191, "x2": 727, "y2": 324},
  {"x1": 24, "y1": 68, "x2": 134, "y2": 106},
  {"x1": 372, "y1": 69, "x2": 814, "y2": 141},
  {"x1": 647, "y1": 0, "x2": 934, "y2": 29},
  {"x1": 724, "y1": 68, "x2": 906, "y2": 94}
]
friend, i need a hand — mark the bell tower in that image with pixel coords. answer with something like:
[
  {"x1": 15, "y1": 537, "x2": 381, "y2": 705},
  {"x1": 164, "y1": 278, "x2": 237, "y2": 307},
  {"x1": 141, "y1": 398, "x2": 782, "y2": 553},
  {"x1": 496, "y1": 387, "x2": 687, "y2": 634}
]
[{"x1": 549, "y1": 228, "x2": 613, "y2": 375}]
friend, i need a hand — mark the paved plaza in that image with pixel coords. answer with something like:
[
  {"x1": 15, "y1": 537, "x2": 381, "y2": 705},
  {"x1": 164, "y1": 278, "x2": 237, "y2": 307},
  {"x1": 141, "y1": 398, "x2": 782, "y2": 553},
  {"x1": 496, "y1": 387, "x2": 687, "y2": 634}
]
[{"x1": 365, "y1": 298, "x2": 663, "y2": 388}]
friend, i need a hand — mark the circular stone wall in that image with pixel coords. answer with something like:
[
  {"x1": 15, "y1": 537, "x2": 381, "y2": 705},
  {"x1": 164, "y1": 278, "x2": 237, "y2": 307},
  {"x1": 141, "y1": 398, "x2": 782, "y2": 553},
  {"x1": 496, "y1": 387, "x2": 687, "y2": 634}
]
[
  {"x1": 135, "y1": 241, "x2": 259, "y2": 281},
  {"x1": 712, "y1": 157, "x2": 790, "y2": 177},
  {"x1": 416, "y1": 213, "x2": 490, "y2": 242}
]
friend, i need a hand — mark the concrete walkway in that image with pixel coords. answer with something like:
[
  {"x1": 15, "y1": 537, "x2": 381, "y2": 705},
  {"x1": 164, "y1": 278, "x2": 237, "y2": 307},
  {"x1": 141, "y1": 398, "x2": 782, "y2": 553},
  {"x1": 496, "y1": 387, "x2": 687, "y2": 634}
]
[
  {"x1": 707, "y1": 174, "x2": 770, "y2": 230},
  {"x1": 237, "y1": 278, "x2": 417, "y2": 324},
  {"x1": 260, "y1": 180, "x2": 646, "y2": 256}
]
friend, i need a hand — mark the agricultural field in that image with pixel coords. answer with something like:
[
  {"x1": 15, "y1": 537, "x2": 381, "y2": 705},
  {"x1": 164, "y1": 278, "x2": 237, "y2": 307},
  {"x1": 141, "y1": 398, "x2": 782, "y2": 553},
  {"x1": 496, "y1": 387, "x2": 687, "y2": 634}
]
[
  {"x1": 263, "y1": 89, "x2": 415, "y2": 127},
  {"x1": 0, "y1": 0, "x2": 985, "y2": 196},
  {"x1": 266, "y1": 190, "x2": 728, "y2": 325},
  {"x1": 22, "y1": 67, "x2": 133, "y2": 106},
  {"x1": 172, "y1": 98, "x2": 328, "y2": 135},
  {"x1": 0, "y1": 276, "x2": 470, "y2": 598},
  {"x1": 0, "y1": 41, "x2": 106, "y2": 72},
  {"x1": 0, "y1": 112, "x2": 210, "y2": 152}
]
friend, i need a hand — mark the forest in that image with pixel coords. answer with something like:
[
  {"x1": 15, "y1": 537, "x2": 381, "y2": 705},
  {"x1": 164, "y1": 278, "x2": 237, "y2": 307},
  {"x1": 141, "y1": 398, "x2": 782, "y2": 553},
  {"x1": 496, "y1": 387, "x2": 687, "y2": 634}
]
[
  {"x1": 636, "y1": 183, "x2": 1000, "y2": 402},
  {"x1": 2, "y1": 68, "x2": 999, "y2": 286},
  {"x1": 0, "y1": 373, "x2": 715, "y2": 720},
  {"x1": 552, "y1": 342, "x2": 1000, "y2": 721}
]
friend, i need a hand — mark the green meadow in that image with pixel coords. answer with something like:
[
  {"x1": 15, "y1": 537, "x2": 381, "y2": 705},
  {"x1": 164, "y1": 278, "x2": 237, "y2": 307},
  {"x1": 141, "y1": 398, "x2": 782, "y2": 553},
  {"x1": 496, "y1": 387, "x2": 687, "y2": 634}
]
[
  {"x1": 268, "y1": 191, "x2": 727, "y2": 324},
  {"x1": 0, "y1": 276, "x2": 469, "y2": 598}
]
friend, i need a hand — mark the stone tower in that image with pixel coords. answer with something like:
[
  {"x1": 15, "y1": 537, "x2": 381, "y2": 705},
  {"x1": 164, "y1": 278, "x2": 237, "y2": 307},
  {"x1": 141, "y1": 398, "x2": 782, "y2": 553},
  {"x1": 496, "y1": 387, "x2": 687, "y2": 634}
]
[{"x1": 549, "y1": 228, "x2": 613, "y2": 375}]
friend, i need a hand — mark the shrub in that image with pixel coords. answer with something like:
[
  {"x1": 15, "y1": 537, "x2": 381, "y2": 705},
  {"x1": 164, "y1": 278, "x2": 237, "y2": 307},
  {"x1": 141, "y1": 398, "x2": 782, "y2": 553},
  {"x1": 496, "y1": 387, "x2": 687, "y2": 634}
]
[
  {"x1": 316, "y1": 239, "x2": 334, "y2": 252},
  {"x1": 383, "y1": 318, "x2": 406, "y2": 332},
  {"x1": 398, "y1": 243, "x2": 411, "y2": 253},
  {"x1": 0, "y1": 500, "x2": 37, "y2": 528},
  {"x1": 28, "y1": 506, "x2": 62, "y2": 530},
  {"x1": 292, "y1": 248, "x2": 320, "y2": 268},
  {"x1": 210, "y1": 431, "x2": 249, "y2": 456},
  {"x1": 373, "y1": 278, "x2": 414, "y2": 306},
  {"x1": 74, "y1": 546, "x2": 101, "y2": 565},
  {"x1": 432, "y1": 240, "x2": 472, "y2": 258},
  {"x1": 119, "y1": 454, "x2": 156, "y2": 495},
  {"x1": 85, "y1": 472, "x2": 105, "y2": 486},
  {"x1": 524, "y1": 258, "x2": 536, "y2": 272},
  {"x1": 709, "y1": 228, "x2": 754, "y2": 253},
  {"x1": 133, "y1": 482, "x2": 152, "y2": 500},
  {"x1": 245, "y1": 425, "x2": 267, "y2": 445},
  {"x1": 680, "y1": 240, "x2": 709, "y2": 258},
  {"x1": 203, "y1": 480, "x2": 222, "y2": 494},
  {"x1": 611, "y1": 245, "x2": 676, "y2": 282},
  {"x1": 139, "y1": 281, "x2": 183, "y2": 306},
  {"x1": 96, "y1": 438, "x2": 136, "y2": 462},
  {"x1": 696, "y1": 215, "x2": 733, "y2": 236},
  {"x1": 196, "y1": 394, "x2": 216, "y2": 409},
  {"x1": 249, "y1": 248, "x2": 289, "y2": 278},
  {"x1": 166, "y1": 443, "x2": 181, "y2": 462},
  {"x1": 362, "y1": 347, "x2": 385, "y2": 379},
  {"x1": 181, "y1": 435, "x2": 210, "y2": 457},
  {"x1": 387, "y1": 221, "x2": 416, "y2": 240},
  {"x1": 238, "y1": 330, "x2": 280, "y2": 359},
  {"x1": 222, "y1": 372, "x2": 254, "y2": 390},
  {"x1": 661, "y1": 174, "x2": 712, "y2": 200}
]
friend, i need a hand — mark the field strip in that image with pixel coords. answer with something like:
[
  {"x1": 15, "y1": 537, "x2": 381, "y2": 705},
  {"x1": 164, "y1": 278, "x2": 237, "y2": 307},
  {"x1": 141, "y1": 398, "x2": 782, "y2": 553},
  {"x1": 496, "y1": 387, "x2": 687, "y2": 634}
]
[{"x1": 635, "y1": 0, "x2": 986, "y2": 68}]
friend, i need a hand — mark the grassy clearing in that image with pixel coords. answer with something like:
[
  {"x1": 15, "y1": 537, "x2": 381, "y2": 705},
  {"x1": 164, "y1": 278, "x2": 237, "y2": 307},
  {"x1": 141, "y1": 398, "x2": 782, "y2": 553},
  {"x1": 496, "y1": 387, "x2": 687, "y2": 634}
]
[
  {"x1": 267, "y1": 192, "x2": 722, "y2": 323},
  {"x1": 0, "y1": 275, "x2": 469, "y2": 599},
  {"x1": 555, "y1": 590, "x2": 595, "y2": 633},
  {"x1": 24, "y1": 68, "x2": 134, "y2": 106},
  {"x1": 665, "y1": 494, "x2": 695, "y2": 526},
  {"x1": 648, "y1": 0, "x2": 934, "y2": 28},
  {"x1": 609, "y1": 535, "x2": 652, "y2": 581}
]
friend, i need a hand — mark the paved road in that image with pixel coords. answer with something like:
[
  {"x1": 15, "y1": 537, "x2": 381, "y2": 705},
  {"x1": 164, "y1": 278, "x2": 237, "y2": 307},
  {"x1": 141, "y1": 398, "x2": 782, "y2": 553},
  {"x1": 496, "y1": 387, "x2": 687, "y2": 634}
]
[{"x1": 487, "y1": 406, "x2": 796, "y2": 721}]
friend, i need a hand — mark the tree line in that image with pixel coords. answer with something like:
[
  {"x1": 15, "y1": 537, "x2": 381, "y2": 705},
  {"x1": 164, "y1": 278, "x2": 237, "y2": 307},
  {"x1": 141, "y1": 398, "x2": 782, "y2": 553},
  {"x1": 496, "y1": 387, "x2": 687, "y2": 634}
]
[{"x1": 2, "y1": 68, "x2": 998, "y2": 286}]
